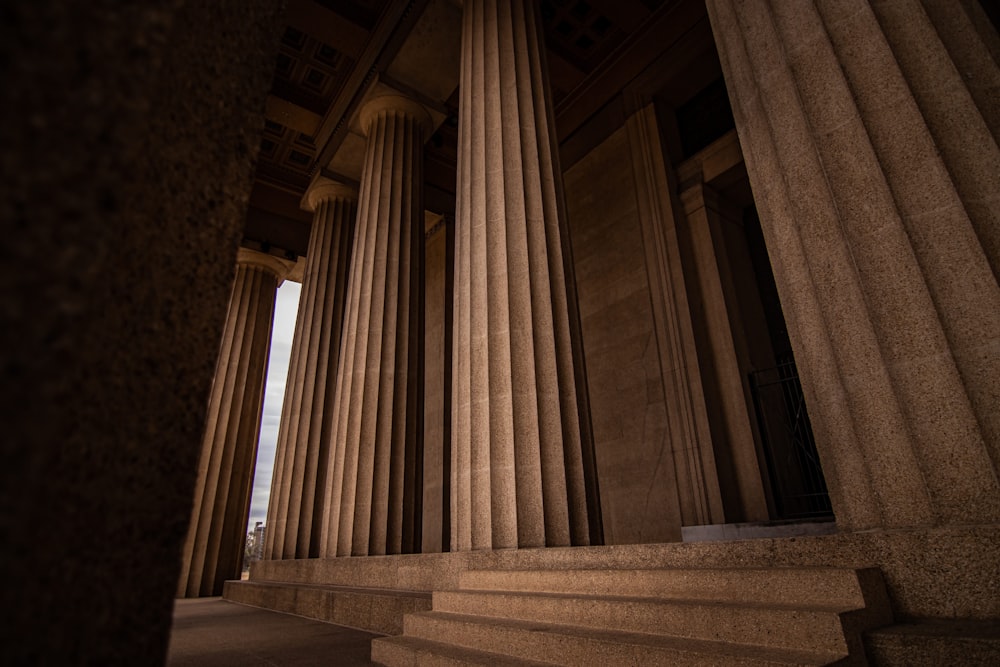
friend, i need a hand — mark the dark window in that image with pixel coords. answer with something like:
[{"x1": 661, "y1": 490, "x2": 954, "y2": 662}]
[
  {"x1": 287, "y1": 150, "x2": 310, "y2": 166},
  {"x1": 282, "y1": 27, "x2": 306, "y2": 50},
  {"x1": 591, "y1": 15, "x2": 611, "y2": 36},
  {"x1": 675, "y1": 77, "x2": 736, "y2": 159},
  {"x1": 275, "y1": 53, "x2": 293, "y2": 76},
  {"x1": 977, "y1": 0, "x2": 1000, "y2": 33},
  {"x1": 304, "y1": 69, "x2": 325, "y2": 87}
]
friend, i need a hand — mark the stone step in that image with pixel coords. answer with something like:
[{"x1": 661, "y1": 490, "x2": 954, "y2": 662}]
[
  {"x1": 458, "y1": 567, "x2": 879, "y2": 608},
  {"x1": 432, "y1": 589, "x2": 852, "y2": 654},
  {"x1": 371, "y1": 635, "x2": 551, "y2": 667},
  {"x1": 863, "y1": 619, "x2": 1000, "y2": 666},
  {"x1": 393, "y1": 611, "x2": 845, "y2": 666},
  {"x1": 248, "y1": 551, "x2": 468, "y2": 591},
  {"x1": 222, "y1": 579, "x2": 431, "y2": 635}
]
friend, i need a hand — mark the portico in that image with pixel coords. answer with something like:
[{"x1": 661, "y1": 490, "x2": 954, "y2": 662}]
[{"x1": 5, "y1": 0, "x2": 997, "y2": 664}]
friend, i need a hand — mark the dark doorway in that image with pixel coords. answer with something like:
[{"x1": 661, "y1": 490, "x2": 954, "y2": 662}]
[{"x1": 742, "y1": 208, "x2": 832, "y2": 519}]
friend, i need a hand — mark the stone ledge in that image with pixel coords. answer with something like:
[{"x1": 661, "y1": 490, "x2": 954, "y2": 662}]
[
  {"x1": 864, "y1": 619, "x2": 1000, "y2": 666},
  {"x1": 247, "y1": 523, "x2": 999, "y2": 620},
  {"x1": 222, "y1": 580, "x2": 432, "y2": 635}
]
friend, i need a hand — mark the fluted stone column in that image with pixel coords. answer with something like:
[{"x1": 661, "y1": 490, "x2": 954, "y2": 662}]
[
  {"x1": 264, "y1": 177, "x2": 356, "y2": 560},
  {"x1": 451, "y1": 0, "x2": 595, "y2": 551},
  {"x1": 178, "y1": 249, "x2": 291, "y2": 597},
  {"x1": 323, "y1": 93, "x2": 427, "y2": 557},
  {"x1": 707, "y1": 0, "x2": 1000, "y2": 530}
]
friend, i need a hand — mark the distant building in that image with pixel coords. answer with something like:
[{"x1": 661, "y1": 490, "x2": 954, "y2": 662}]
[{"x1": 251, "y1": 522, "x2": 266, "y2": 564}]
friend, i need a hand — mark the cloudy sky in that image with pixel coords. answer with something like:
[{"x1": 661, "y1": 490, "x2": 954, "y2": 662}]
[{"x1": 246, "y1": 280, "x2": 301, "y2": 532}]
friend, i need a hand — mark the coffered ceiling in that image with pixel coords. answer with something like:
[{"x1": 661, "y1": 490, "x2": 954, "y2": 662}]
[{"x1": 244, "y1": 0, "x2": 711, "y2": 261}]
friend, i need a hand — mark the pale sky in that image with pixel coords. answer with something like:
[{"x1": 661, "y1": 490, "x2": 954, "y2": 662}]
[{"x1": 246, "y1": 280, "x2": 301, "y2": 533}]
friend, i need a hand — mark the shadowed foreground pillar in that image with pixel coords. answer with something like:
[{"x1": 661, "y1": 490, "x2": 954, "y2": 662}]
[
  {"x1": 1, "y1": 3, "x2": 282, "y2": 660},
  {"x1": 324, "y1": 93, "x2": 427, "y2": 557},
  {"x1": 451, "y1": 0, "x2": 594, "y2": 551},
  {"x1": 265, "y1": 178, "x2": 356, "y2": 560},
  {"x1": 178, "y1": 249, "x2": 291, "y2": 597},
  {"x1": 707, "y1": 0, "x2": 1000, "y2": 530}
]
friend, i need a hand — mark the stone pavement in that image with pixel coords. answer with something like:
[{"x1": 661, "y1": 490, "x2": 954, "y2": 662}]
[{"x1": 167, "y1": 598, "x2": 378, "y2": 666}]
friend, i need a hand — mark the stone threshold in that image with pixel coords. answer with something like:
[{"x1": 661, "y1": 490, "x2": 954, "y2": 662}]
[{"x1": 681, "y1": 517, "x2": 837, "y2": 542}]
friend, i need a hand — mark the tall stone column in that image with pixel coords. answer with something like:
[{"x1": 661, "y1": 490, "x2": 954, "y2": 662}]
[
  {"x1": 263, "y1": 177, "x2": 356, "y2": 560},
  {"x1": 451, "y1": 0, "x2": 595, "y2": 551},
  {"x1": 707, "y1": 0, "x2": 1000, "y2": 530},
  {"x1": 323, "y1": 93, "x2": 427, "y2": 557},
  {"x1": 178, "y1": 249, "x2": 291, "y2": 597}
]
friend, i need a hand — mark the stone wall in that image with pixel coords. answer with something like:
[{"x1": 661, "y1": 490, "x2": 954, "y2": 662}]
[
  {"x1": 422, "y1": 220, "x2": 450, "y2": 552},
  {"x1": 564, "y1": 126, "x2": 680, "y2": 545}
]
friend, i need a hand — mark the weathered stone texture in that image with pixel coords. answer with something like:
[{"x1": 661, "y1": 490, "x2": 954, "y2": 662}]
[
  {"x1": 451, "y1": 0, "x2": 593, "y2": 552},
  {"x1": 265, "y1": 179, "x2": 356, "y2": 561},
  {"x1": 178, "y1": 252, "x2": 286, "y2": 598},
  {"x1": 325, "y1": 94, "x2": 428, "y2": 557},
  {"x1": 564, "y1": 126, "x2": 681, "y2": 545},
  {"x1": 422, "y1": 220, "x2": 451, "y2": 553},
  {"x1": 707, "y1": 0, "x2": 1000, "y2": 530},
  {"x1": 0, "y1": 1, "x2": 283, "y2": 663}
]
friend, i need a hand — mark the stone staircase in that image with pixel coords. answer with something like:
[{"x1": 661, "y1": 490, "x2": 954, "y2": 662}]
[
  {"x1": 371, "y1": 566, "x2": 893, "y2": 665},
  {"x1": 222, "y1": 552, "x2": 460, "y2": 634}
]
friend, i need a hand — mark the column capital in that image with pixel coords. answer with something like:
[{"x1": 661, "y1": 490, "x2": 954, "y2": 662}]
[
  {"x1": 301, "y1": 175, "x2": 358, "y2": 213},
  {"x1": 236, "y1": 248, "x2": 295, "y2": 282},
  {"x1": 359, "y1": 93, "x2": 433, "y2": 138}
]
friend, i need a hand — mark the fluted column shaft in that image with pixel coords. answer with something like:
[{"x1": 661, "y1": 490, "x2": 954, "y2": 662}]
[
  {"x1": 264, "y1": 179, "x2": 356, "y2": 560},
  {"x1": 707, "y1": 0, "x2": 1000, "y2": 529},
  {"x1": 178, "y1": 249, "x2": 287, "y2": 597},
  {"x1": 324, "y1": 94, "x2": 427, "y2": 557},
  {"x1": 451, "y1": 0, "x2": 594, "y2": 551}
]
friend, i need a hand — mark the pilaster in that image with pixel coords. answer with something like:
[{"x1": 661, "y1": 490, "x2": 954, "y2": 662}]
[
  {"x1": 625, "y1": 105, "x2": 723, "y2": 531},
  {"x1": 678, "y1": 180, "x2": 771, "y2": 523}
]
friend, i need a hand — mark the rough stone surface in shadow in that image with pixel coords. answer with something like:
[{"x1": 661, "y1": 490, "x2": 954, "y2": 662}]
[
  {"x1": 168, "y1": 598, "x2": 378, "y2": 667},
  {"x1": 0, "y1": 1, "x2": 283, "y2": 663}
]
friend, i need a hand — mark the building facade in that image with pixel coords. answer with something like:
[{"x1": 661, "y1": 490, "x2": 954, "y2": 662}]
[{"x1": 3, "y1": 0, "x2": 997, "y2": 664}]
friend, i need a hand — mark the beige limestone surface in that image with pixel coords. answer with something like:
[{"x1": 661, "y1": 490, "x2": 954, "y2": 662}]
[
  {"x1": 266, "y1": 178, "x2": 357, "y2": 561},
  {"x1": 624, "y1": 105, "x2": 726, "y2": 530},
  {"x1": 179, "y1": 251, "x2": 288, "y2": 598},
  {"x1": 451, "y1": 0, "x2": 593, "y2": 552},
  {"x1": 244, "y1": 523, "x2": 999, "y2": 621},
  {"x1": 564, "y1": 124, "x2": 683, "y2": 545},
  {"x1": 422, "y1": 220, "x2": 451, "y2": 553},
  {"x1": 706, "y1": 0, "x2": 1000, "y2": 531},
  {"x1": 325, "y1": 94, "x2": 429, "y2": 558}
]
